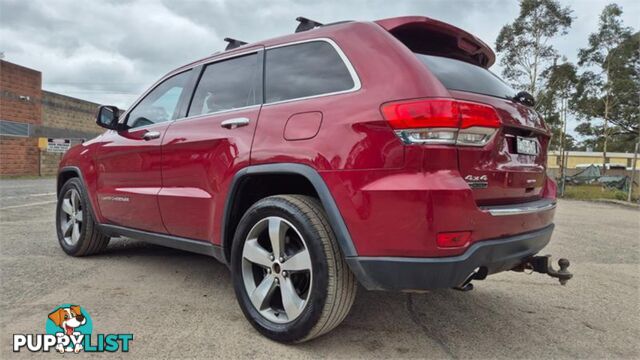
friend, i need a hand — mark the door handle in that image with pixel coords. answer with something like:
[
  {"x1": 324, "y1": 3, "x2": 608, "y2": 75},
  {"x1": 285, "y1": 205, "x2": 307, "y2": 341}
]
[
  {"x1": 221, "y1": 117, "x2": 250, "y2": 129},
  {"x1": 143, "y1": 131, "x2": 161, "y2": 140}
]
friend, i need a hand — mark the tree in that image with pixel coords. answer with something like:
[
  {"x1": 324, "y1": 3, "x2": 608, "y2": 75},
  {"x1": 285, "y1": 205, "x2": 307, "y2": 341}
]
[
  {"x1": 538, "y1": 61, "x2": 578, "y2": 178},
  {"x1": 574, "y1": 4, "x2": 637, "y2": 172},
  {"x1": 538, "y1": 61, "x2": 578, "y2": 152},
  {"x1": 495, "y1": 0, "x2": 573, "y2": 100}
]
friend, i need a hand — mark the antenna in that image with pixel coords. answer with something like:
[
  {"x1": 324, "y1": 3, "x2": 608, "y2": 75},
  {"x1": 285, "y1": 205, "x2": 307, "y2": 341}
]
[
  {"x1": 224, "y1": 38, "x2": 248, "y2": 51},
  {"x1": 295, "y1": 17, "x2": 323, "y2": 33}
]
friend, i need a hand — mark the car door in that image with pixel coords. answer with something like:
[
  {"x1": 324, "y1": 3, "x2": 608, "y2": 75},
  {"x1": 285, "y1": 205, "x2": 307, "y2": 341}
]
[
  {"x1": 94, "y1": 70, "x2": 194, "y2": 233},
  {"x1": 159, "y1": 49, "x2": 263, "y2": 241}
]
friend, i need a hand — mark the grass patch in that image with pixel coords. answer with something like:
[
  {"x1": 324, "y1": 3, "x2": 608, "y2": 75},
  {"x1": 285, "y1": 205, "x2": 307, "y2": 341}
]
[{"x1": 562, "y1": 185, "x2": 632, "y2": 201}]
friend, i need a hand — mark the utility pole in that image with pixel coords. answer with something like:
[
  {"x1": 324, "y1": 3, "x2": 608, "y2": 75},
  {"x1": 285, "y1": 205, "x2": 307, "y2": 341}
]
[
  {"x1": 628, "y1": 142, "x2": 639, "y2": 202},
  {"x1": 559, "y1": 97, "x2": 568, "y2": 185}
]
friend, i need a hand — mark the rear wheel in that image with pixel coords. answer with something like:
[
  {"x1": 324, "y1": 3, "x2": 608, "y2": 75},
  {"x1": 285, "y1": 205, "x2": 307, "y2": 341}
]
[
  {"x1": 231, "y1": 195, "x2": 356, "y2": 343},
  {"x1": 56, "y1": 178, "x2": 110, "y2": 256}
]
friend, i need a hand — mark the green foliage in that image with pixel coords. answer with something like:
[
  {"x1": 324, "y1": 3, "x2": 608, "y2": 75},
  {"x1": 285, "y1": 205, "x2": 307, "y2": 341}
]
[
  {"x1": 577, "y1": 4, "x2": 631, "y2": 67},
  {"x1": 538, "y1": 61, "x2": 578, "y2": 150},
  {"x1": 573, "y1": 4, "x2": 638, "y2": 152},
  {"x1": 562, "y1": 185, "x2": 633, "y2": 201},
  {"x1": 495, "y1": 0, "x2": 573, "y2": 97}
]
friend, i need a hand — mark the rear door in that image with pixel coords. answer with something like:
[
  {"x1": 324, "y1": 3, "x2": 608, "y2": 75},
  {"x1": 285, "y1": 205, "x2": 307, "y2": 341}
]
[
  {"x1": 416, "y1": 54, "x2": 550, "y2": 205},
  {"x1": 159, "y1": 49, "x2": 263, "y2": 241},
  {"x1": 95, "y1": 70, "x2": 193, "y2": 232}
]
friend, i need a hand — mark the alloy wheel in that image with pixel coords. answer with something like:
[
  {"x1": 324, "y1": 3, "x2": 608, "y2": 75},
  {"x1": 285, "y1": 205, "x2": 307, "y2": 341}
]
[
  {"x1": 241, "y1": 216, "x2": 312, "y2": 323},
  {"x1": 59, "y1": 188, "x2": 83, "y2": 246}
]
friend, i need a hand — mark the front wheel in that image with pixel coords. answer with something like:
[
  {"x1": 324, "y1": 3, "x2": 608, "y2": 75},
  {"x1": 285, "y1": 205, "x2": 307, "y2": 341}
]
[
  {"x1": 231, "y1": 195, "x2": 357, "y2": 343},
  {"x1": 56, "y1": 178, "x2": 110, "y2": 256}
]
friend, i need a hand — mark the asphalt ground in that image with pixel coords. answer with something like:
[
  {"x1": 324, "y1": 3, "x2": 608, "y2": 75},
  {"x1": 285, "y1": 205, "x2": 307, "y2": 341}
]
[{"x1": 1, "y1": 178, "x2": 638, "y2": 359}]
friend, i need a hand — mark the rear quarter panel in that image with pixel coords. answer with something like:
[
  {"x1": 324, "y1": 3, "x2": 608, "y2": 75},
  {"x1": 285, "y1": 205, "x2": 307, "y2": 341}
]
[{"x1": 250, "y1": 21, "x2": 450, "y2": 171}]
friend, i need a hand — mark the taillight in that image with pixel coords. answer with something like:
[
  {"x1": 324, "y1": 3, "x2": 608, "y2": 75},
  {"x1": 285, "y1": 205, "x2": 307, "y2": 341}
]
[
  {"x1": 381, "y1": 98, "x2": 500, "y2": 146},
  {"x1": 436, "y1": 231, "x2": 472, "y2": 248}
]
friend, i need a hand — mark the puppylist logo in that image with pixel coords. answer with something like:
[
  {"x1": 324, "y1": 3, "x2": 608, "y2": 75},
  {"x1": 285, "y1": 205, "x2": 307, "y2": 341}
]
[{"x1": 13, "y1": 304, "x2": 133, "y2": 353}]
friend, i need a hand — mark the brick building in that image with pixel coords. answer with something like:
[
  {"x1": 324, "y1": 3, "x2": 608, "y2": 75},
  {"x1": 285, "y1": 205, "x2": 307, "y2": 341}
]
[{"x1": 0, "y1": 60, "x2": 103, "y2": 176}]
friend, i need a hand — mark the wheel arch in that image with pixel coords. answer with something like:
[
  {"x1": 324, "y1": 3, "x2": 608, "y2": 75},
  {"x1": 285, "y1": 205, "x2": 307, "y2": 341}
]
[
  {"x1": 221, "y1": 163, "x2": 357, "y2": 264},
  {"x1": 57, "y1": 166, "x2": 101, "y2": 223},
  {"x1": 57, "y1": 167, "x2": 81, "y2": 196}
]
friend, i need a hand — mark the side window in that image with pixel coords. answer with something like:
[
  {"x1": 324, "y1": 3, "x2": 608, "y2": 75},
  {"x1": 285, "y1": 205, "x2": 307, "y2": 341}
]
[
  {"x1": 265, "y1": 41, "x2": 354, "y2": 103},
  {"x1": 188, "y1": 53, "x2": 260, "y2": 116},
  {"x1": 126, "y1": 70, "x2": 191, "y2": 129}
]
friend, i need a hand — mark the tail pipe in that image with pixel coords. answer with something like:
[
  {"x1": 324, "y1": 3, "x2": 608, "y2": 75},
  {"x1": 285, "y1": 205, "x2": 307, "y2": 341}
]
[{"x1": 512, "y1": 255, "x2": 573, "y2": 285}]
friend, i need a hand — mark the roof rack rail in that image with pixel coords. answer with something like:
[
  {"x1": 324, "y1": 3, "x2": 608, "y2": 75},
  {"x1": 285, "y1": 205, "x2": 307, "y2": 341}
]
[
  {"x1": 224, "y1": 37, "x2": 247, "y2": 51},
  {"x1": 295, "y1": 17, "x2": 323, "y2": 33}
]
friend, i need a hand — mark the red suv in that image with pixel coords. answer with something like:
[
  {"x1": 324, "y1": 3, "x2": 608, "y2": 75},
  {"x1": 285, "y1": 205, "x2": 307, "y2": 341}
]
[{"x1": 56, "y1": 16, "x2": 569, "y2": 342}]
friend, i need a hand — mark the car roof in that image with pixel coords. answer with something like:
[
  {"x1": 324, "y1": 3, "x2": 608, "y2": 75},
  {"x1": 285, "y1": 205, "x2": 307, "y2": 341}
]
[
  {"x1": 173, "y1": 16, "x2": 495, "y2": 72},
  {"x1": 174, "y1": 20, "x2": 357, "y2": 72}
]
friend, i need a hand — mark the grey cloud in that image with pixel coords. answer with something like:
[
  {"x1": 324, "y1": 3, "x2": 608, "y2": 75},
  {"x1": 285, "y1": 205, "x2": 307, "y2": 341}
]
[{"x1": 1, "y1": 0, "x2": 638, "y2": 129}]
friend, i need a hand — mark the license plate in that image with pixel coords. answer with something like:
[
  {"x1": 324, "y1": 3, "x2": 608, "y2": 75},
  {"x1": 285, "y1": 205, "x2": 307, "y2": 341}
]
[{"x1": 516, "y1": 136, "x2": 538, "y2": 155}]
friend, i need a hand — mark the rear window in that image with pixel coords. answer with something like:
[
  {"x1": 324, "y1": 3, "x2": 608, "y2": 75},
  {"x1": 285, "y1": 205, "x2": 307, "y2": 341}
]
[
  {"x1": 188, "y1": 53, "x2": 260, "y2": 116},
  {"x1": 417, "y1": 54, "x2": 516, "y2": 99},
  {"x1": 265, "y1": 41, "x2": 355, "y2": 103}
]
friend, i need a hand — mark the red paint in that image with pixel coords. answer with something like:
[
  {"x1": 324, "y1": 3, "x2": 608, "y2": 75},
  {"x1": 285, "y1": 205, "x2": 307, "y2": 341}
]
[
  {"x1": 93, "y1": 124, "x2": 171, "y2": 233},
  {"x1": 375, "y1": 16, "x2": 496, "y2": 68},
  {"x1": 283, "y1": 112, "x2": 323, "y2": 141},
  {"x1": 159, "y1": 107, "x2": 260, "y2": 240},
  {"x1": 59, "y1": 16, "x2": 555, "y2": 259}
]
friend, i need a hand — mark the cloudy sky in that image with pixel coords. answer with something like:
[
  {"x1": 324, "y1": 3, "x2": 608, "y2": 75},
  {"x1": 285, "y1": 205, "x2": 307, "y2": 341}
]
[{"x1": 0, "y1": 0, "x2": 638, "y2": 133}]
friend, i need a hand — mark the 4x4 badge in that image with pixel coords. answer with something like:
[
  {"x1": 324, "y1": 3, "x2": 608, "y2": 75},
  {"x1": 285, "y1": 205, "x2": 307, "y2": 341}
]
[{"x1": 464, "y1": 175, "x2": 488, "y2": 189}]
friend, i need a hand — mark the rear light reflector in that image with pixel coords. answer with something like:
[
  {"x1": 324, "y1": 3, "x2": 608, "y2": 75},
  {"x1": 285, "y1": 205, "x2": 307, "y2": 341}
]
[
  {"x1": 436, "y1": 231, "x2": 472, "y2": 248},
  {"x1": 458, "y1": 101, "x2": 501, "y2": 129},
  {"x1": 381, "y1": 98, "x2": 501, "y2": 146},
  {"x1": 381, "y1": 99, "x2": 459, "y2": 129}
]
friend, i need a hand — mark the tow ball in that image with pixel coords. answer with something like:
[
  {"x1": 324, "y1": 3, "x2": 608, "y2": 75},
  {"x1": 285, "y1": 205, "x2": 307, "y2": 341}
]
[{"x1": 513, "y1": 255, "x2": 573, "y2": 285}]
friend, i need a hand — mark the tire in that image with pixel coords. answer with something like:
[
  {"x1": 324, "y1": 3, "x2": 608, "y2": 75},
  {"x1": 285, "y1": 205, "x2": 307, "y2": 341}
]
[
  {"x1": 231, "y1": 195, "x2": 357, "y2": 343},
  {"x1": 56, "y1": 177, "x2": 110, "y2": 256}
]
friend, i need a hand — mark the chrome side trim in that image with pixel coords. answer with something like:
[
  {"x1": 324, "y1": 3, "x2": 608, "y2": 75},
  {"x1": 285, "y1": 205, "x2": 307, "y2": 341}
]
[
  {"x1": 480, "y1": 198, "x2": 557, "y2": 216},
  {"x1": 174, "y1": 104, "x2": 261, "y2": 123}
]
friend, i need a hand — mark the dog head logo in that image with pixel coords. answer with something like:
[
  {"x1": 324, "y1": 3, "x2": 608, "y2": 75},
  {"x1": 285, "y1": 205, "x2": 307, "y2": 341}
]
[
  {"x1": 45, "y1": 304, "x2": 93, "y2": 353},
  {"x1": 48, "y1": 306, "x2": 86, "y2": 336}
]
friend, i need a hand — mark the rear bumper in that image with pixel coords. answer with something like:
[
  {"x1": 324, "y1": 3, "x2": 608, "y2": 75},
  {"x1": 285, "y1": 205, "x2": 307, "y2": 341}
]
[
  {"x1": 321, "y1": 170, "x2": 556, "y2": 258},
  {"x1": 346, "y1": 224, "x2": 554, "y2": 291}
]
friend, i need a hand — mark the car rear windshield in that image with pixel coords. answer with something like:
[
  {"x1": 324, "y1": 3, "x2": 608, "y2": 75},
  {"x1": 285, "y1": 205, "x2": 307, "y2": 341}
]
[{"x1": 416, "y1": 54, "x2": 516, "y2": 99}]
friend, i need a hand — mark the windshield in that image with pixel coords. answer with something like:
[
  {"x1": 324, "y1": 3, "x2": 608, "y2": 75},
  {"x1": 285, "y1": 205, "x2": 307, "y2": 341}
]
[{"x1": 416, "y1": 54, "x2": 516, "y2": 100}]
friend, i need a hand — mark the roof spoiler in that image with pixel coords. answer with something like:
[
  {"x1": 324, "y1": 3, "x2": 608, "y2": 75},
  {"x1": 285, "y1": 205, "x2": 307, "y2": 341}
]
[{"x1": 375, "y1": 16, "x2": 495, "y2": 68}]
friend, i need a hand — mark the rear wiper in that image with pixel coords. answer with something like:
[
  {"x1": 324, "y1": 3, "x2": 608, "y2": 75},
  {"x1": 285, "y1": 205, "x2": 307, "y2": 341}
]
[{"x1": 512, "y1": 91, "x2": 535, "y2": 107}]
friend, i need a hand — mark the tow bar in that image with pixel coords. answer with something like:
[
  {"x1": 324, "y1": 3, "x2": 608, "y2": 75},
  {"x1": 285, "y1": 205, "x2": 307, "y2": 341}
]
[
  {"x1": 454, "y1": 256, "x2": 573, "y2": 291},
  {"x1": 512, "y1": 255, "x2": 573, "y2": 285}
]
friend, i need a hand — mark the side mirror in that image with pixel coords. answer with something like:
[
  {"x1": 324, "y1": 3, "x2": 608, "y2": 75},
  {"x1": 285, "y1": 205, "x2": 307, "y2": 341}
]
[{"x1": 96, "y1": 105, "x2": 121, "y2": 130}]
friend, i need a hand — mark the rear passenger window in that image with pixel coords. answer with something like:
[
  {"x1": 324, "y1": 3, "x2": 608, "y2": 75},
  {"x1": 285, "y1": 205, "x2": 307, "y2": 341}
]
[
  {"x1": 188, "y1": 53, "x2": 260, "y2": 116},
  {"x1": 265, "y1": 41, "x2": 355, "y2": 103}
]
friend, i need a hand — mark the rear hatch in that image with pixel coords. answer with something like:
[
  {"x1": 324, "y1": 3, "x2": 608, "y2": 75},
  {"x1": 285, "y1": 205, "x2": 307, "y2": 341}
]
[
  {"x1": 376, "y1": 17, "x2": 551, "y2": 205},
  {"x1": 417, "y1": 54, "x2": 550, "y2": 205}
]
